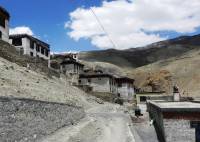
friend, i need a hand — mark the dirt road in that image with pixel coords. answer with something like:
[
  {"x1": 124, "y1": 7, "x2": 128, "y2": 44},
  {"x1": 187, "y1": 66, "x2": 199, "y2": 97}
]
[{"x1": 39, "y1": 104, "x2": 135, "y2": 142}]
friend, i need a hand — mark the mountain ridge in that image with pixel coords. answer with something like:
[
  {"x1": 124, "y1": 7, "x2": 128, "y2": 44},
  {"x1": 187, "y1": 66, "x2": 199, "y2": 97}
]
[{"x1": 79, "y1": 34, "x2": 200, "y2": 68}]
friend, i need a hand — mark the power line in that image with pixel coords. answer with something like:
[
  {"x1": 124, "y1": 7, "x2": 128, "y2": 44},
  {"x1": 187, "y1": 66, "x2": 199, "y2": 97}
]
[
  {"x1": 85, "y1": 1, "x2": 118, "y2": 49},
  {"x1": 89, "y1": 7, "x2": 117, "y2": 49}
]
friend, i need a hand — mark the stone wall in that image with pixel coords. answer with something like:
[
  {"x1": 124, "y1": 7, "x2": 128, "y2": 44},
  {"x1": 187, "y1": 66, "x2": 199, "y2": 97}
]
[
  {"x1": 147, "y1": 102, "x2": 165, "y2": 142},
  {"x1": 163, "y1": 119, "x2": 195, "y2": 142},
  {"x1": 0, "y1": 97, "x2": 85, "y2": 142},
  {"x1": 90, "y1": 92, "x2": 114, "y2": 102}
]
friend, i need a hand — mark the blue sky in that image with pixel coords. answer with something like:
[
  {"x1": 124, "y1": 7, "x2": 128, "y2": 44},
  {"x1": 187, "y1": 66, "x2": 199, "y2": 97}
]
[
  {"x1": 0, "y1": 0, "x2": 102, "y2": 52},
  {"x1": 1, "y1": 0, "x2": 200, "y2": 52}
]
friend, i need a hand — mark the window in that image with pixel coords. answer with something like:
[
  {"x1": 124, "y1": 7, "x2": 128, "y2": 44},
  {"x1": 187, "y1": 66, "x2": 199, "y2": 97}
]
[
  {"x1": 118, "y1": 83, "x2": 122, "y2": 87},
  {"x1": 0, "y1": 31, "x2": 2, "y2": 39},
  {"x1": 88, "y1": 79, "x2": 91, "y2": 83},
  {"x1": 0, "y1": 16, "x2": 5, "y2": 28},
  {"x1": 78, "y1": 80, "x2": 81, "y2": 83},
  {"x1": 140, "y1": 96, "x2": 147, "y2": 102},
  {"x1": 30, "y1": 52, "x2": 34, "y2": 57},
  {"x1": 30, "y1": 40, "x2": 34, "y2": 49},
  {"x1": 45, "y1": 49, "x2": 49, "y2": 57},
  {"x1": 36, "y1": 45, "x2": 40, "y2": 52},
  {"x1": 12, "y1": 38, "x2": 22, "y2": 46},
  {"x1": 98, "y1": 78, "x2": 101, "y2": 80},
  {"x1": 41, "y1": 47, "x2": 45, "y2": 55}
]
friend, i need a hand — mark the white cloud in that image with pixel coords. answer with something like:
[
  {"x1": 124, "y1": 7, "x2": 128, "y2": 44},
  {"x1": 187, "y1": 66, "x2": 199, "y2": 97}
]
[
  {"x1": 66, "y1": 0, "x2": 200, "y2": 49},
  {"x1": 10, "y1": 26, "x2": 34, "y2": 36}
]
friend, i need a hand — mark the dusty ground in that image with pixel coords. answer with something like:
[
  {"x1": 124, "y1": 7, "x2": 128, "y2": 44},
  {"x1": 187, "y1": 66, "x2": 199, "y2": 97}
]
[
  {"x1": 40, "y1": 103, "x2": 136, "y2": 142},
  {"x1": 39, "y1": 103, "x2": 159, "y2": 142},
  {"x1": 0, "y1": 56, "x2": 92, "y2": 108}
]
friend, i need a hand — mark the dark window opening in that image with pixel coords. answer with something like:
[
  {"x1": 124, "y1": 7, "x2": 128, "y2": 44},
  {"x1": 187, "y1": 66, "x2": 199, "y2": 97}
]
[
  {"x1": 0, "y1": 16, "x2": 5, "y2": 28},
  {"x1": 41, "y1": 47, "x2": 45, "y2": 55},
  {"x1": 0, "y1": 31, "x2": 2, "y2": 39},
  {"x1": 36, "y1": 45, "x2": 40, "y2": 52},
  {"x1": 78, "y1": 80, "x2": 81, "y2": 83},
  {"x1": 118, "y1": 83, "x2": 122, "y2": 87},
  {"x1": 88, "y1": 79, "x2": 91, "y2": 83},
  {"x1": 45, "y1": 50, "x2": 49, "y2": 57},
  {"x1": 30, "y1": 40, "x2": 34, "y2": 49},
  {"x1": 118, "y1": 93, "x2": 121, "y2": 97},
  {"x1": 30, "y1": 52, "x2": 34, "y2": 57},
  {"x1": 140, "y1": 96, "x2": 147, "y2": 102},
  {"x1": 12, "y1": 38, "x2": 22, "y2": 46}
]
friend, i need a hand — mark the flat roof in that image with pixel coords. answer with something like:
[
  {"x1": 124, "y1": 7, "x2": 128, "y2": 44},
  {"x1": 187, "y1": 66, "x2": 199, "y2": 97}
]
[
  {"x1": 79, "y1": 73, "x2": 114, "y2": 79},
  {"x1": 9, "y1": 34, "x2": 50, "y2": 49},
  {"x1": 136, "y1": 91, "x2": 166, "y2": 95},
  {"x1": 116, "y1": 77, "x2": 134, "y2": 83},
  {"x1": 149, "y1": 101, "x2": 200, "y2": 112}
]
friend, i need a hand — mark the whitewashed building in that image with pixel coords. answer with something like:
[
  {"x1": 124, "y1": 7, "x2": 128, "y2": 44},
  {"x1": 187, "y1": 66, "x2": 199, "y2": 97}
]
[
  {"x1": 60, "y1": 56, "x2": 84, "y2": 75},
  {"x1": 116, "y1": 77, "x2": 135, "y2": 101},
  {"x1": 79, "y1": 73, "x2": 117, "y2": 94},
  {"x1": 0, "y1": 6, "x2": 10, "y2": 42},
  {"x1": 9, "y1": 34, "x2": 50, "y2": 61}
]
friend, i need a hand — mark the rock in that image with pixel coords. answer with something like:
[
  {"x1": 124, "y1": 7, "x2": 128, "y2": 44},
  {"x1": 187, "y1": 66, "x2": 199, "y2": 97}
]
[{"x1": 96, "y1": 98, "x2": 104, "y2": 104}]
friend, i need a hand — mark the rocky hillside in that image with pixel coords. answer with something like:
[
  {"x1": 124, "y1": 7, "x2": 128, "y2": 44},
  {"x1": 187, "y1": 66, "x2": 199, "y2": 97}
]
[
  {"x1": 0, "y1": 39, "x2": 106, "y2": 141},
  {"x1": 131, "y1": 48, "x2": 200, "y2": 97},
  {"x1": 79, "y1": 34, "x2": 200, "y2": 68},
  {"x1": 79, "y1": 34, "x2": 200, "y2": 97}
]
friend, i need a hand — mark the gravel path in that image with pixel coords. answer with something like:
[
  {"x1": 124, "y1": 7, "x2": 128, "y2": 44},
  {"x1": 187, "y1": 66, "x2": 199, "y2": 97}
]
[{"x1": 39, "y1": 104, "x2": 135, "y2": 142}]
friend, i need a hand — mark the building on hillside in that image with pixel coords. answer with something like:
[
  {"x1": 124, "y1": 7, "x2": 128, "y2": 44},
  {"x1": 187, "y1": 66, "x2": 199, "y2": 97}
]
[
  {"x1": 9, "y1": 34, "x2": 50, "y2": 61},
  {"x1": 51, "y1": 52, "x2": 79, "y2": 61},
  {"x1": 116, "y1": 77, "x2": 135, "y2": 102},
  {"x1": 79, "y1": 70, "x2": 135, "y2": 102},
  {"x1": 79, "y1": 72, "x2": 117, "y2": 94},
  {"x1": 0, "y1": 6, "x2": 10, "y2": 42},
  {"x1": 147, "y1": 101, "x2": 200, "y2": 142},
  {"x1": 60, "y1": 56, "x2": 84, "y2": 75}
]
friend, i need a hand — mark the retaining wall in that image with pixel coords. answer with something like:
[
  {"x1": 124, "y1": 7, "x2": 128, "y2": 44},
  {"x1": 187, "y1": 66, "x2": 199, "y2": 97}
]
[{"x1": 0, "y1": 97, "x2": 85, "y2": 142}]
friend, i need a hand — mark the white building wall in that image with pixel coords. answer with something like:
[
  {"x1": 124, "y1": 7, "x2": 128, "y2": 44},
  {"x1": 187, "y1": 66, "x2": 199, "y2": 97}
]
[
  {"x1": 10, "y1": 37, "x2": 50, "y2": 61},
  {"x1": 23, "y1": 38, "x2": 31, "y2": 55},
  {"x1": 0, "y1": 19, "x2": 9, "y2": 42},
  {"x1": 117, "y1": 83, "x2": 135, "y2": 101},
  {"x1": 92, "y1": 78, "x2": 111, "y2": 93},
  {"x1": 79, "y1": 77, "x2": 113, "y2": 93}
]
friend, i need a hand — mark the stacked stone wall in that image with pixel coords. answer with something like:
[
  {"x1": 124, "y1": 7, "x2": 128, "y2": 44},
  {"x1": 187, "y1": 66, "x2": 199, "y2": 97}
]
[{"x1": 0, "y1": 97, "x2": 85, "y2": 142}]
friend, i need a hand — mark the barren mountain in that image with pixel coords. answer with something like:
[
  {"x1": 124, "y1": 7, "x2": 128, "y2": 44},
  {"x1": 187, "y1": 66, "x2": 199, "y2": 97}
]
[
  {"x1": 79, "y1": 34, "x2": 200, "y2": 68},
  {"x1": 79, "y1": 34, "x2": 200, "y2": 97}
]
